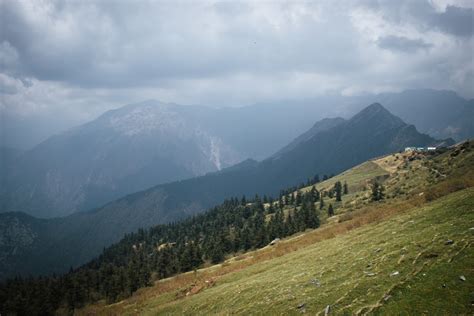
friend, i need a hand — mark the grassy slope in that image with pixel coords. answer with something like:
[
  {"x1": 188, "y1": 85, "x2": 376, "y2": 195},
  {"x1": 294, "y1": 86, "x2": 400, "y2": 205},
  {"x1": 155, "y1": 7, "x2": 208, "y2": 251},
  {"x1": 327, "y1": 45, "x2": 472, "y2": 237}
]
[{"x1": 78, "y1": 144, "x2": 474, "y2": 315}]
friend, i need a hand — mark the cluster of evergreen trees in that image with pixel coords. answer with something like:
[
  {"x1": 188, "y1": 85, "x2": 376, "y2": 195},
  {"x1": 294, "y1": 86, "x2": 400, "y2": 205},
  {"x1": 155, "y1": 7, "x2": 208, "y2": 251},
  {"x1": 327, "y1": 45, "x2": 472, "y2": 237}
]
[
  {"x1": 0, "y1": 174, "x2": 359, "y2": 315},
  {"x1": 0, "y1": 179, "x2": 332, "y2": 315}
]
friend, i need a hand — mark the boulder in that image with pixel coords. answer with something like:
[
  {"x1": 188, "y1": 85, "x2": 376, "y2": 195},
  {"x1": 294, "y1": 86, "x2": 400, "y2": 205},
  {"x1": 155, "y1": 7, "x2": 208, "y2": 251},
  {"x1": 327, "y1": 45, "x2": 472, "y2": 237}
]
[
  {"x1": 309, "y1": 279, "x2": 321, "y2": 287},
  {"x1": 269, "y1": 238, "x2": 281, "y2": 246},
  {"x1": 324, "y1": 305, "x2": 331, "y2": 315}
]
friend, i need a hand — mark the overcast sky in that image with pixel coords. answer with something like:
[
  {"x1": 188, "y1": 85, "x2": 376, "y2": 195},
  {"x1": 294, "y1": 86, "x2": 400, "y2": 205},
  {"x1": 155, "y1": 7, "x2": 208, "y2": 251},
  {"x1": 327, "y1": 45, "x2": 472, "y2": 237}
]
[{"x1": 1, "y1": 0, "x2": 473, "y2": 128}]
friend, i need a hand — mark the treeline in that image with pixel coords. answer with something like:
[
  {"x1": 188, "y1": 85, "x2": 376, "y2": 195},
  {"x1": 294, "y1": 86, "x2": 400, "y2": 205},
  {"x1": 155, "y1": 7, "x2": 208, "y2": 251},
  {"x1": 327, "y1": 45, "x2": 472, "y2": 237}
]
[{"x1": 0, "y1": 176, "x2": 349, "y2": 315}]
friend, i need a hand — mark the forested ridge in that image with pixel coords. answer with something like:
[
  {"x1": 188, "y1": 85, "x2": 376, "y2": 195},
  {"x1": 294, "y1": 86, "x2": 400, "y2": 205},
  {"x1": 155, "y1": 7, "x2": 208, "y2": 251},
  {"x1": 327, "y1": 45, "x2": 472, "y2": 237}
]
[{"x1": 0, "y1": 175, "x2": 351, "y2": 315}]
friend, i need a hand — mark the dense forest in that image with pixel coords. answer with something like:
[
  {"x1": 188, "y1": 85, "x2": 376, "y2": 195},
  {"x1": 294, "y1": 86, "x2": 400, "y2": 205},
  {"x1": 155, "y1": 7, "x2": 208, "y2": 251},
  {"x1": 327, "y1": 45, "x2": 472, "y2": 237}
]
[{"x1": 0, "y1": 175, "x2": 357, "y2": 315}]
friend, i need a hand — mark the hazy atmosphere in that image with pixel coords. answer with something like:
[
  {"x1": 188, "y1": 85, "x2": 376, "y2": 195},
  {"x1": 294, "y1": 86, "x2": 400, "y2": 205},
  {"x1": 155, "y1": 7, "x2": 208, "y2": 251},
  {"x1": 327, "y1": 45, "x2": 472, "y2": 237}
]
[
  {"x1": 1, "y1": 1, "x2": 473, "y2": 314},
  {"x1": 1, "y1": 0, "x2": 473, "y2": 148}
]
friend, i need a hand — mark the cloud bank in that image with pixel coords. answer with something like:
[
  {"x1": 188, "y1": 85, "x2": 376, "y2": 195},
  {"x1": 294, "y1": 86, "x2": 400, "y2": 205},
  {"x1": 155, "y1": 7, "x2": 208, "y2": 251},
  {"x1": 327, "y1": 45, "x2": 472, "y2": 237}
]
[{"x1": 0, "y1": 0, "x2": 472, "y2": 145}]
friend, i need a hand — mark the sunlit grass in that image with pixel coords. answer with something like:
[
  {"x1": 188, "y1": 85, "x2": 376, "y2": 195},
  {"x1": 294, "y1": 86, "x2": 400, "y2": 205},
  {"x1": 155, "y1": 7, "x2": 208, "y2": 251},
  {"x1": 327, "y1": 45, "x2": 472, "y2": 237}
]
[{"x1": 77, "y1": 143, "x2": 474, "y2": 315}]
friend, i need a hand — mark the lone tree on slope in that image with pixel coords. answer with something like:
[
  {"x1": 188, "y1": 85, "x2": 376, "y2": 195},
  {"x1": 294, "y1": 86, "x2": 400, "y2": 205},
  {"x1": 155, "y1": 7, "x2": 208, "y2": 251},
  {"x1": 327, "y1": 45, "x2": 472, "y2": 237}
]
[
  {"x1": 334, "y1": 181, "x2": 342, "y2": 202},
  {"x1": 328, "y1": 204, "x2": 334, "y2": 217},
  {"x1": 371, "y1": 181, "x2": 385, "y2": 201}
]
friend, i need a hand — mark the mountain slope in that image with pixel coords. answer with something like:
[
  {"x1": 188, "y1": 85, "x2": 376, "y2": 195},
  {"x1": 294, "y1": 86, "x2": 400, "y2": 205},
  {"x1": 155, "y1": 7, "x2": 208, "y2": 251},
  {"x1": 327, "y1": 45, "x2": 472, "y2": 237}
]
[
  {"x1": 273, "y1": 117, "x2": 346, "y2": 157},
  {"x1": 3, "y1": 138, "x2": 472, "y2": 315},
  {"x1": 1, "y1": 101, "x2": 242, "y2": 218},
  {"x1": 0, "y1": 104, "x2": 449, "y2": 279},
  {"x1": 92, "y1": 189, "x2": 472, "y2": 315},
  {"x1": 77, "y1": 140, "x2": 474, "y2": 315},
  {"x1": 259, "y1": 103, "x2": 442, "y2": 186}
]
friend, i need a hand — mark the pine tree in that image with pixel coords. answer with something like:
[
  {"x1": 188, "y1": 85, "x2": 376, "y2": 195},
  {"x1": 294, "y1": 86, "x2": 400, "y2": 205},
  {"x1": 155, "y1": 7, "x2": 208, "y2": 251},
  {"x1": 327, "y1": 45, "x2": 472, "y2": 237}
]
[
  {"x1": 295, "y1": 191, "x2": 302, "y2": 206},
  {"x1": 253, "y1": 212, "x2": 267, "y2": 247},
  {"x1": 310, "y1": 186, "x2": 319, "y2": 202},
  {"x1": 343, "y1": 181, "x2": 349, "y2": 194},
  {"x1": 274, "y1": 210, "x2": 285, "y2": 237},
  {"x1": 371, "y1": 181, "x2": 385, "y2": 201},
  {"x1": 240, "y1": 226, "x2": 252, "y2": 250},
  {"x1": 334, "y1": 181, "x2": 342, "y2": 201},
  {"x1": 126, "y1": 255, "x2": 140, "y2": 295},
  {"x1": 319, "y1": 195, "x2": 325, "y2": 210},
  {"x1": 180, "y1": 244, "x2": 194, "y2": 272},
  {"x1": 267, "y1": 203, "x2": 275, "y2": 214},
  {"x1": 307, "y1": 201, "x2": 320, "y2": 228},
  {"x1": 328, "y1": 204, "x2": 334, "y2": 217},
  {"x1": 286, "y1": 213, "x2": 296, "y2": 235},
  {"x1": 210, "y1": 240, "x2": 224, "y2": 264},
  {"x1": 294, "y1": 207, "x2": 305, "y2": 231}
]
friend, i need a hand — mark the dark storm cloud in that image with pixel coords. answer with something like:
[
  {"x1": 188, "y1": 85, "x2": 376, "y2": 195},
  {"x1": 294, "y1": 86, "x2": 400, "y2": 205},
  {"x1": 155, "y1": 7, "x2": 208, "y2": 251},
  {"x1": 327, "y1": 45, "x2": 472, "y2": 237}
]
[
  {"x1": 377, "y1": 35, "x2": 432, "y2": 53},
  {"x1": 0, "y1": 1, "x2": 99, "y2": 82},
  {"x1": 0, "y1": 0, "x2": 472, "y2": 121},
  {"x1": 362, "y1": 1, "x2": 473, "y2": 37},
  {"x1": 433, "y1": 5, "x2": 473, "y2": 37},
  {"x1": 0, "y1": 0, "x2": 372, "y2": 89}
]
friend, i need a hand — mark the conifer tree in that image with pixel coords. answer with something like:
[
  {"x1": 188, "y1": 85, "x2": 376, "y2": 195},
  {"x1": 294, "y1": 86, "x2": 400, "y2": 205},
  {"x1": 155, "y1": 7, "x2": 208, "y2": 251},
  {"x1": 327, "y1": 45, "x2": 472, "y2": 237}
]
[
  {"x1": 334, "y1": 181, "x2": 342, "y2": 202},
  {"x1": 240, "y1": 226, "x2": 252, "y2": 250},
  {"x1": 210, "y1": 240, "x2": 224, "y2": 264},
  {"x1": 274, "y1": 210, "x2": 285, "y2": 237},
  {"x1": 286, "y1": 213, "x2": 296, "y2": 235},
  {"x1": 307, "y1": 201, "x2": 320, "y2": 228},
  {"x1": 371, "y1": 181, "x2": 385, "y2": 201},
  {"x1": 328, "y1": 204, "x2": 334, "y2": 217},
  {"x1": 267, "y1": 203, "x2": 275, "y2": 214},
  {"x1": 310, "y1": 186, "x2": 319, "y2": 202},
  {"x1": 295, "y1": 190, "x2": 302, "y2": 206}
]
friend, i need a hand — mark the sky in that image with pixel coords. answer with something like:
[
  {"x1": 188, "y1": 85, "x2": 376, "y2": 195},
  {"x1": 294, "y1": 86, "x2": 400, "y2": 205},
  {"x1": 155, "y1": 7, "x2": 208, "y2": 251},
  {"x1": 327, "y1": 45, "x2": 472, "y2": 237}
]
[{"x1": 0, "y1": 0, "x2": 473, "y2": 147}]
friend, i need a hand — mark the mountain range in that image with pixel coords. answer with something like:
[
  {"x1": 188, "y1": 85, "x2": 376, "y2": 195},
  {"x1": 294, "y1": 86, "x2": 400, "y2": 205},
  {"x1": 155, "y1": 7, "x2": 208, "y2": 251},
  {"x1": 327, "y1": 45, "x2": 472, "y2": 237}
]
[
  {"x1": 1, "y1": 89, "x2": 471, "y2": 219},
  {"x1": 0, "y1": 103, "x2": 452, "y2": 279},
  {"x1": 0, "y1": 101, "x2": 243, "y2": 218}
]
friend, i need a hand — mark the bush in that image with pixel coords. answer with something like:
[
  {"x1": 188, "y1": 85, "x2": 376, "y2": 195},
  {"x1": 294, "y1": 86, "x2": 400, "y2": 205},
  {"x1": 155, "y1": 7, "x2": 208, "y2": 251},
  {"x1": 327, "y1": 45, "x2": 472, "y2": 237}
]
[
  {"x1": 338, "y1": 213, "x2": 353, "y2": 223},
  {"x1": 425, "y1": 178, "x2": 472, "y2": 202}
]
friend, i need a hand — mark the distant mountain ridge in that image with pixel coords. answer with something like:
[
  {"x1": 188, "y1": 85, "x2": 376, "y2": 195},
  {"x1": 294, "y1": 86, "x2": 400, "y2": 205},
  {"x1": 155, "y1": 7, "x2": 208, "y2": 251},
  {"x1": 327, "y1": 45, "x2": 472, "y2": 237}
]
[
  {"x1": 0, "y1": 103, "x2": 450, "y2": 279},
  {"x1": 3, "y1": 89, "x2": 472, "y2": 153},
  {"x1": 371, "y1": 89, "x2": 474, "y2": 141},
  {"x1": 0, "y1": 101, "x2": 243, "y2": 218},
  {"x1": 273, "y1": 117, "x2": 346, "y2": 158},
  {"x1": 1, "y1": 89, "x2": 472, "y2": 219}
]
